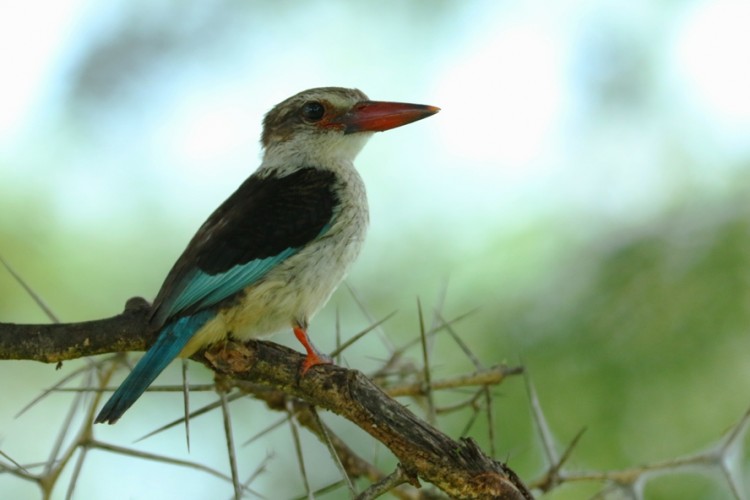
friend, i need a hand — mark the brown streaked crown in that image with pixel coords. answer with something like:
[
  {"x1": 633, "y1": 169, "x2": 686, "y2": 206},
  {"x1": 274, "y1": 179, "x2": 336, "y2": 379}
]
[{"x1": 261, "y1": 87, "x2": 368, "y2": 149}]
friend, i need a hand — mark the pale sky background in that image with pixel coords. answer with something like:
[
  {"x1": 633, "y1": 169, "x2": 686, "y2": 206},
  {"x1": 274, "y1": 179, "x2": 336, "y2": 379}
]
[
  {"x1": 1, "y1": 1, "x2": 749, "y2": 498},
  {"x1": 1, "y1": 0, "x2": 747, "y2": 233}
]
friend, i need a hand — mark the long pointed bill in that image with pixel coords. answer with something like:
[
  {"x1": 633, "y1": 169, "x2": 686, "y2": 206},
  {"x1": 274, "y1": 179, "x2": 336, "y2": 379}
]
[{"x1": 335, "y1": 101, "x2": 440, "y2": 134}]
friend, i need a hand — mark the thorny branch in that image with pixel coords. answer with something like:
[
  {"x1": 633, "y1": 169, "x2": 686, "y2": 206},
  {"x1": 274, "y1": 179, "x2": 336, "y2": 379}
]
[{"x1": 0, "y1": 298, "x2": 531, "y2": 499}]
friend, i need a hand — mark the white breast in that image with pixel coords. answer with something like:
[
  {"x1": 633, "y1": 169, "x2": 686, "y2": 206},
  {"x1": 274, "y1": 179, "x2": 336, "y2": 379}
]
[{"x1": 181, "y1": 161, "x2": 369, "y2": 356}]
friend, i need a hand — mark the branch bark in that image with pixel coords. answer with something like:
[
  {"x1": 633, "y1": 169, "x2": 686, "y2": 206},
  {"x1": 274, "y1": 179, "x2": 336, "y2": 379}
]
[{"x1": 0, "y1": 298, "x2": 532, "y2": 499}]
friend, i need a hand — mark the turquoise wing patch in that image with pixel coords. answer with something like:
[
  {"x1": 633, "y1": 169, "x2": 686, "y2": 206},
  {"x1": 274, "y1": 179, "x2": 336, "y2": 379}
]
[{"x1": 165, "y1": 247, "x2": 298, "y2": 319}]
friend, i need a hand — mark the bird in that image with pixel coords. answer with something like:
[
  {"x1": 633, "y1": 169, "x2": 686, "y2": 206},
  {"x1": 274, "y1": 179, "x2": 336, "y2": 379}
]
[{"x1": 94, "y1": 87, "x2": 439, "y2": 424}]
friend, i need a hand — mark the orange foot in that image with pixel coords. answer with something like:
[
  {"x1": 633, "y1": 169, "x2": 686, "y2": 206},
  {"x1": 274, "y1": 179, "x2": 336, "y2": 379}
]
[{"x1": 293, "y1": 326, "x2": 333, "y2": 374}]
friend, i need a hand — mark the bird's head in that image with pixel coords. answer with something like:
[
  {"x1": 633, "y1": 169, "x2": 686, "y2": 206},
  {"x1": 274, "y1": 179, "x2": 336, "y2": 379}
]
[{"x1": 261, "y1": 87, "x2": 439, "y2": 164}]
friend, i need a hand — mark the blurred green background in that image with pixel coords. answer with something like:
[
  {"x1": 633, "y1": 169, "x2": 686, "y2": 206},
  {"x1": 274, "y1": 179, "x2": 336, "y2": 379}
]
[{"x1": 1, "y1": 1, "x2": 749, "y2": 498}]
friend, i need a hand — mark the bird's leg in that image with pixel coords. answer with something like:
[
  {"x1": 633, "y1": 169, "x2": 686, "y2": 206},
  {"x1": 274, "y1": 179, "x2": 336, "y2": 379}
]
[{"x1": 293, "y1": 325, "x2": 333, "y2": 374}]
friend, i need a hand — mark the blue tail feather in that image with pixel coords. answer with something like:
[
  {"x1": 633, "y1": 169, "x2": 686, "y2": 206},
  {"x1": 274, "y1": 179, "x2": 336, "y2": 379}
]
[{"x1": 95, "y1": 311, "x2": 213, "y2": 424}]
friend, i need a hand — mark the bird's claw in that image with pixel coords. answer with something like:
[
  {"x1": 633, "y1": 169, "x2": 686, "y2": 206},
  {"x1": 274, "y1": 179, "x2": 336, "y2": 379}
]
[{"x1": 300, "y1": 351, "x2": 333, "y2": 375}]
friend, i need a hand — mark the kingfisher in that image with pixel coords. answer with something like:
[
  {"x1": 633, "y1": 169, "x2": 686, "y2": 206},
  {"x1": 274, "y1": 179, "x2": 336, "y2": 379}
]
[{"x1": 95, "y1": 87, "x2": 439, "y2": 424}]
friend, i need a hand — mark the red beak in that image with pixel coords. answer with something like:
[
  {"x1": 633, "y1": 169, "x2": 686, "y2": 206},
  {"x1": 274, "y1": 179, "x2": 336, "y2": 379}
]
[{"x1": 334, "y1": 101, "x2": 440, "y2": 134}]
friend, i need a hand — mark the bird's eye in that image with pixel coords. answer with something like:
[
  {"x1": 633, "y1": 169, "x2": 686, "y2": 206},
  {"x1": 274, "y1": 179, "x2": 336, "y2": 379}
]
[{"x1": 301, "y1": 101, "x2": 325, "y2": 122}]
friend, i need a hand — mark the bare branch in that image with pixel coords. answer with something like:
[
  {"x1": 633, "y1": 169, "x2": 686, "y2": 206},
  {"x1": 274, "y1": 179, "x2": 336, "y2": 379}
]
[
  {"x1": 0, "y1": 299, "x2": 530, "y2": 499},
  {"x1": 0, "y1": 298, "x2": 152, "y2": 363},
  {"x1": 203, "y1": 341, "x2": 531, "y2": 499}
]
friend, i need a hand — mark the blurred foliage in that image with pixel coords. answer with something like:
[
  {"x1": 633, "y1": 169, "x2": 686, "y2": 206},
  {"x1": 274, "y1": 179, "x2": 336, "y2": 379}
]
[
  {"x1": 3, "y1": 154, "x2": 750, "y2": 500},
  {"x1": 1, "y1": 0, "x2": 750, "y2": 498},
  {"x1": 473, "y1": 190, "x2": 750, "y2": 498}
]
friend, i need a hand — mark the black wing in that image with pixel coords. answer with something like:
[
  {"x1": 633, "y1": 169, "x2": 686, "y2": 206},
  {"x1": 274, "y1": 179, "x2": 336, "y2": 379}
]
[{"x1": 149, "y1": 167, "x2": 338, "y2": 327}]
